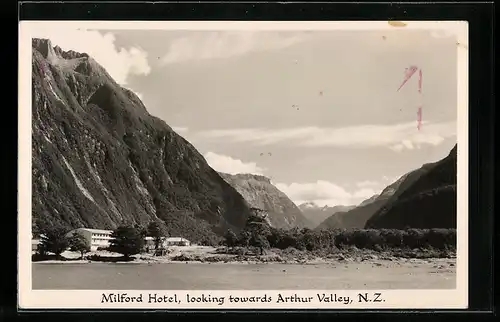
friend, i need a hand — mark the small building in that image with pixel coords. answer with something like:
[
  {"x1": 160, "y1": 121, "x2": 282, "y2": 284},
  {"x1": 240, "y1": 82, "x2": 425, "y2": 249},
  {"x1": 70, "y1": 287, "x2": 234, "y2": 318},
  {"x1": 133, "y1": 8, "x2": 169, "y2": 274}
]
[
  {"x1": 66, "y1": 228, "x2": 113, "y2": 251},
  {"x1": 31, "y1": 239, "x2": 41, "y2": 252},
  {"x1": 143, "y1": 236, "x2": 156, "y2": 251},
  {"x1": 163, "y1": 237, "x2": 190, "y2": 247}
]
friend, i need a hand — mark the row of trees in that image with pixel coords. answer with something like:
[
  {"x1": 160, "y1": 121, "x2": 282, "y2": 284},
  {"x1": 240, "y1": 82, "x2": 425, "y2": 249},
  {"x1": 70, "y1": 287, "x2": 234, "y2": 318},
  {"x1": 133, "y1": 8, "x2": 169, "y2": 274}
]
[
  {"x1": 35, "y1": 221, "x2": 168, "y2": 260},
  {"x1": 223, "y1": 215, "x2": 457, "y2": 251}
]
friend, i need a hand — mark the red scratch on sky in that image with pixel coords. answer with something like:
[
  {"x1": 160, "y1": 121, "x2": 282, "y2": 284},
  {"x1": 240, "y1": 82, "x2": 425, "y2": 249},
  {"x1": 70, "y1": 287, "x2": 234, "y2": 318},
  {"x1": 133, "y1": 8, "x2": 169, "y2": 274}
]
[
  {"x1": 397, "y1": 65, "x2": 419, "y2": 92},
  {"x1": 418, "y1": 69, "x2": 423, "y2": 94},
  {"x1": 398, "y1": 66, "x2": 423, "y2": 130},
  {"x1": 417, "y1": 107, "x2": 422, "y2": 130}
]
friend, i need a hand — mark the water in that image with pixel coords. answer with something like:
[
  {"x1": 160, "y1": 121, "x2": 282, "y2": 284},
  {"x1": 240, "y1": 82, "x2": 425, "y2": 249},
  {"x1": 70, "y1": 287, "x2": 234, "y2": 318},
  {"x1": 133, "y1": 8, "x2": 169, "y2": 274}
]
[{"x1": 32, "y1": 261, "x2": 456, "y2": 290}]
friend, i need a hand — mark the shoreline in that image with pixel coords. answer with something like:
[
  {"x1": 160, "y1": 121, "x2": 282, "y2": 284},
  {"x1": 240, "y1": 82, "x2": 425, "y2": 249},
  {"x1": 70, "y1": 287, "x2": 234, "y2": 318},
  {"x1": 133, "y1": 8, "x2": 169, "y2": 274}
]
[{"x1": 32, "y1": 246, "x2": 456, "y2": 266}]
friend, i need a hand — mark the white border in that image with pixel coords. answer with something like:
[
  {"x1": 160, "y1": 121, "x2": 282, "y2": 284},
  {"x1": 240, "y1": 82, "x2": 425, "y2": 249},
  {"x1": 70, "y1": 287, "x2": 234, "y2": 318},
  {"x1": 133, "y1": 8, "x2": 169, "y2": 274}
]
[{"x1": 18, "y1": 21, "x2": 469, "y2": 310}]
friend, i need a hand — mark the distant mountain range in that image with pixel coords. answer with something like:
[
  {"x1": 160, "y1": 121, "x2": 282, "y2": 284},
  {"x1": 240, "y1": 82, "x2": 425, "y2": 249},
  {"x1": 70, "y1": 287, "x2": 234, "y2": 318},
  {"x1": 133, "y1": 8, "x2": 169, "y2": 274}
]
[
  {"x1": 298, "y1": 202, "x2": 355, "y2": 228},
  {"x1": 317, "y1": 145, "x2": 457, "y2": 230},
  {"x1": 219, "y1": 173, "x2": 312, "y2": 229}
]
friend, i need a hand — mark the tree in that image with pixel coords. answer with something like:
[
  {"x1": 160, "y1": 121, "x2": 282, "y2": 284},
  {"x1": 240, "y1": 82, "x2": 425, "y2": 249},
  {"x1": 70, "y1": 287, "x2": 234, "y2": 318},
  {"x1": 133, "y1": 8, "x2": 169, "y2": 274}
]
[
  {"x1": 147, "y1": 221, "x2": 167, "y2": 250},
  {"x1": 68, "y1": 233, "x2": 91, "y2": 259},
  {"x1": 108, "y1": 225, "x2": 145, "y2": 259},
  {"x1": 39, "y1": 228, "x2": 70, "y2": 259},
  {"x1": 223, "y1": 229, "x2": 238, "y2": 247}
]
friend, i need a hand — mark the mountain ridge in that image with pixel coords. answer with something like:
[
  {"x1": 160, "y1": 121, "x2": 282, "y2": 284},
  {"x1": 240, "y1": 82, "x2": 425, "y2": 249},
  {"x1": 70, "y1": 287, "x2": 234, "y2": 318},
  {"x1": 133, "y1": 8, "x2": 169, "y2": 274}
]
[
  {"x1": 316, "y1": 145, "x2": 456, "y2": 230},
  {"x1": 31, "y1": 38, "x2": 253, "y2": 243},
  {"x1": 298, "y1": 202, "x2": 356, "y2": 228},
  {"x1": 219, "y1": 172, "x2": 312, "y2": 229},
  {"x1": 365, "y1": 145, "x2": 457, "y2": 229}
]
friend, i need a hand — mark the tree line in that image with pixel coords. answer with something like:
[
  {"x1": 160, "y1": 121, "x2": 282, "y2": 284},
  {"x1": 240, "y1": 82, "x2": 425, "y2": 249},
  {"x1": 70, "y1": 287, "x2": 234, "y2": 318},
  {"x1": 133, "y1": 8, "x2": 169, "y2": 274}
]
[
  {"x1": 34, "y1": 221, "x2": 168, "y2": 260},
  {"x1": 223, "y1": 214, "x2": 457, "y2": 251}
]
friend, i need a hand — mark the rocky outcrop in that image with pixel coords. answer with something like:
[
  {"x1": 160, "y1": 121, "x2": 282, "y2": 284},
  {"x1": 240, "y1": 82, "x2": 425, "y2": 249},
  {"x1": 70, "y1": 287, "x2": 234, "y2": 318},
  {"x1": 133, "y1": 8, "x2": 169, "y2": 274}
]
[
  {"x1": 365, "y1": 145, "x2": 457, "y2": 229},
  {"x1": 219, "y1": 173, "x2": 312, "y2": 229},
  {"x1": 31, "y1": 38, "x2": 252, "y2": 243}
]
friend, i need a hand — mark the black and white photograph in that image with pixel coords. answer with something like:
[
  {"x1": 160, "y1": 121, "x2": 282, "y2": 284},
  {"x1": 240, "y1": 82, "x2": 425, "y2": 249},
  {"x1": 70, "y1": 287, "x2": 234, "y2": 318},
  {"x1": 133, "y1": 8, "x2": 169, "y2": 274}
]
[{"x1": 18, "y1": 21, "x2": 468, "y2": 309}]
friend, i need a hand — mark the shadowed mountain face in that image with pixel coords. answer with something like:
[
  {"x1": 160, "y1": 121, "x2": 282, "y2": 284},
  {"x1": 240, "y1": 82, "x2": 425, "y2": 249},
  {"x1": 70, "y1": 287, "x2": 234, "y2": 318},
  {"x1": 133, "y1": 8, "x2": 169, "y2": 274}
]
[
  {"x1": 365, "y1": 145, "x2": 457, "y2": 229},
  {"x1": 315, "y1": 148, "x2": 456, "y2": 231},
  {"x1": 219, "y1": 173, "x2": 312, "y2": 229},
  {"x1": 31, "y1": 38, "x2": 252, "y2": 243},
  {"x1": 298, "y1": 203, "x2": 355, "y2": 228}
]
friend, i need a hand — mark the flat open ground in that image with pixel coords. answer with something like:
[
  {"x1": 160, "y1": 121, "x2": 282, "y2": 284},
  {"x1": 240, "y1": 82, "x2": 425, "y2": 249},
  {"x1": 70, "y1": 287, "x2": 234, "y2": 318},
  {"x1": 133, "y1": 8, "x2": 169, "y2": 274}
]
[{"x1": 32, "y1": 246, "x2": 456, "y2": 290}]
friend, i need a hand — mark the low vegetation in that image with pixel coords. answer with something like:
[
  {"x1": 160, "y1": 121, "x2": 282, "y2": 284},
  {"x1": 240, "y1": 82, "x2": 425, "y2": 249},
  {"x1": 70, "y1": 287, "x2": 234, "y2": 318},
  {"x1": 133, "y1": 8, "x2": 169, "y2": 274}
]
[{"x1": 222, "y1": 214, "x2": 456, "y2": 253}]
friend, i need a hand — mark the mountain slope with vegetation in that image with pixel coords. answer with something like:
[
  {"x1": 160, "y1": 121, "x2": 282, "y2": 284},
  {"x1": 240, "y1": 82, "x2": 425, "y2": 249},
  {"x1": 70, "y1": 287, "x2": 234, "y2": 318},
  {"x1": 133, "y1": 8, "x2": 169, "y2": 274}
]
[
  {"x1": 365, "y1": 145, "x2": 457, "y2": 229},
  {"x1": 316, "y1": 154, "x2": 450, "y2": 231},
  {"x1": 31, "y1": 38, "x2": 253, "y2": 244}
]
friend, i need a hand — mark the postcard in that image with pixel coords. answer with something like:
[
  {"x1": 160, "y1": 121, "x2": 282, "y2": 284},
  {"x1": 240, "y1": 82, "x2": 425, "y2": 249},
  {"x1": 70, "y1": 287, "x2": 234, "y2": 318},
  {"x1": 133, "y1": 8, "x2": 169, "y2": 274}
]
[{"x1": 18, "y1": 20, "x2": 468, "y2": 310}]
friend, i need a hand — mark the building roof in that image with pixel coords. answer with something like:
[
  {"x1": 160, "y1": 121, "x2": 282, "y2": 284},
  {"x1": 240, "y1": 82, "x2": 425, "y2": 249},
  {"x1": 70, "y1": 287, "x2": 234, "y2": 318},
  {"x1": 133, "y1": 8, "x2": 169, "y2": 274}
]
[
  {"x1": 165, "y1": 237, "x2": 189, "y2": 242},
  {"x1": 73, "y1": 228, "x2": 113, "y2": 234}
]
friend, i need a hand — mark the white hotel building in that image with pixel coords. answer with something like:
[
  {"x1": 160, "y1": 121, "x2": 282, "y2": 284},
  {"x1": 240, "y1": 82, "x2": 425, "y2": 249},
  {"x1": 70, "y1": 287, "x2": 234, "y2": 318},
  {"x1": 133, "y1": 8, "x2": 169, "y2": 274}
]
[
  {"x1": 66, "y1": 228, "x2": 191, "y2": 251},
  {"x1": 66, "y1": 228, "x2": 113, "y2": 251}
]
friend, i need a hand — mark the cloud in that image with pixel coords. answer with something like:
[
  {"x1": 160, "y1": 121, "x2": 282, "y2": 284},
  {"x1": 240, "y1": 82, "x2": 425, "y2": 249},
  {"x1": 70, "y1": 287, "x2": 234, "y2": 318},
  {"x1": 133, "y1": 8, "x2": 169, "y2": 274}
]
[
  {"x1": 196, "y1": 120, "x2": 456, "y2": 151},
  {"x1": 356, "y1": 180, "x2": 380, "y2": 188},
  {"x1": 172, "y1": 126, "x2": 189, "y2": 133},
  {"x1": 160, "y1": 31, "x2": 306, "y2": 65},
  {"x1": 31, "y1": 28, "x2": 151, "y2": 85},
  {"x1": 204, "y1": 152, "x2": 265, "y2": 175},
  {"x1": 134, "y1": 92, "x2": 144, "y2": 101},
  {"x1": 276, "y1": 180, "x2": 377, "y2": 207}
]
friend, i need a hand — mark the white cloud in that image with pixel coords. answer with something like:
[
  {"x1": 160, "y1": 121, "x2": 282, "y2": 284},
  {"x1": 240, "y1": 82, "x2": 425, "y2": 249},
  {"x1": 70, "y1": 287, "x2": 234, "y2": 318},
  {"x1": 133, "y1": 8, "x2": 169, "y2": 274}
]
[
  {"x1": 32, "y1": 28, "x2": 151, "y2": 85},
  {"x1": 172, "y1": 126, "x2": 189, "y2": 133},
  {"x1": 356, "y1": 180, "x2": 380, "y2": 188},
  {"x1": 196, "y1": 120, "x2": 456, "y2": 152},
  {"x1": 160, "y1": 31, "x2": 305, "y2": 65},
  {"x1": 276, "y1": 180, "x2": 377, "y2": 207},
  {"x1": 134, "y1": 92, "x2": 144, "y2": 101},
  {"x1": 204, "y1": 151, "x2": 265, "y2": 175}
]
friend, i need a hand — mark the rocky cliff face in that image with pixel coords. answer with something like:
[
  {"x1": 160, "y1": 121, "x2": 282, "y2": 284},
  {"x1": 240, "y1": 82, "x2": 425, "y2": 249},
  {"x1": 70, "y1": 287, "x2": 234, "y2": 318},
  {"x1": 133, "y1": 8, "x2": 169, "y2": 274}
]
[
  {"x1": 31, "y1": 38, "x2": 252, "y2": 243},
  {"x1": 218, "y1": 173, "x2": 312, "y2": 229},
  {"x1": 365, "y1": 145, "x2": 457, "y2": 229},
  {"x1": 298, "y1": 202, "x2": 355, "y2": 228}
]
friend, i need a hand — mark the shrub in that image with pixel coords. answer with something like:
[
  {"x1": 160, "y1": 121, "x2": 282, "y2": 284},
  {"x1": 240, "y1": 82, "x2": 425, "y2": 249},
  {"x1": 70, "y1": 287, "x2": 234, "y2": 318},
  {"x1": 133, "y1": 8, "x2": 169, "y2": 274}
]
[
  {"x1": 223, "y1": 229, "x2": 238, "y2": 247},
  {"x1": 108, "y1": 225, "x2": 145, "y2": 259},
  {"x1": 402, "y1": 228, "x2": 427, "y2": 249},
  {"x1": 379, "y1": 229, "x2": 404, "y2": 248},
  {"x1": 68, "y1": 233, "x2": 91, "y2": 259},
  {"x1": 39, "y1": 227, "x2": 70, "y2": 258}
]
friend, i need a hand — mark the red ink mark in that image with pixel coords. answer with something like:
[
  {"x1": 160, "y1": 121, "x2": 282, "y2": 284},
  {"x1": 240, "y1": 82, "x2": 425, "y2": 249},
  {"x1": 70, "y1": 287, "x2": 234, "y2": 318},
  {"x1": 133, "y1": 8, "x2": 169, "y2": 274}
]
[
  {"x1": 418, "y1": 69, "x2": 423, "y2": 93},
  {"x1": 397, "y1": 65, "x2": 419, "y2": 92},
  {"x1": 417, "y1": 107, "x2": 423, "y2": 130},
  {"x1": 397, "y1": 66, "x2": 424, "y2": 130}
]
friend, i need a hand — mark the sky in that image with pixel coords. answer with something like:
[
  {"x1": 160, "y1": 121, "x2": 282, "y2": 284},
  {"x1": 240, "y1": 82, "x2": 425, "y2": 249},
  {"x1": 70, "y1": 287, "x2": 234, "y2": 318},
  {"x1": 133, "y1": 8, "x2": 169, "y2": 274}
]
[{"x1": 31, "y1": 27, "x2": 458, "y2": 207}]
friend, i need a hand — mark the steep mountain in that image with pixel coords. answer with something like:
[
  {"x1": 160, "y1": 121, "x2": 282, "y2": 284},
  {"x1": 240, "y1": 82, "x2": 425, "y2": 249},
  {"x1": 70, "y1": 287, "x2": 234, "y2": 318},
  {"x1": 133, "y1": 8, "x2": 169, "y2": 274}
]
[
  {"x1": 316, "y1": 164, "x2": 435, "y2": 230},
  {"x1": 298, "y1": 202, "x2": 355, "y2": 228},
  {"x1": 219, "y1": 173, "x2": 312, "y2": 229},
  {"x1": 365, "y1": 145, "x2": 457, "y2": 229},
  {"x1": 31, "y1": 38, "x2": 253, "y2": 243}
]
